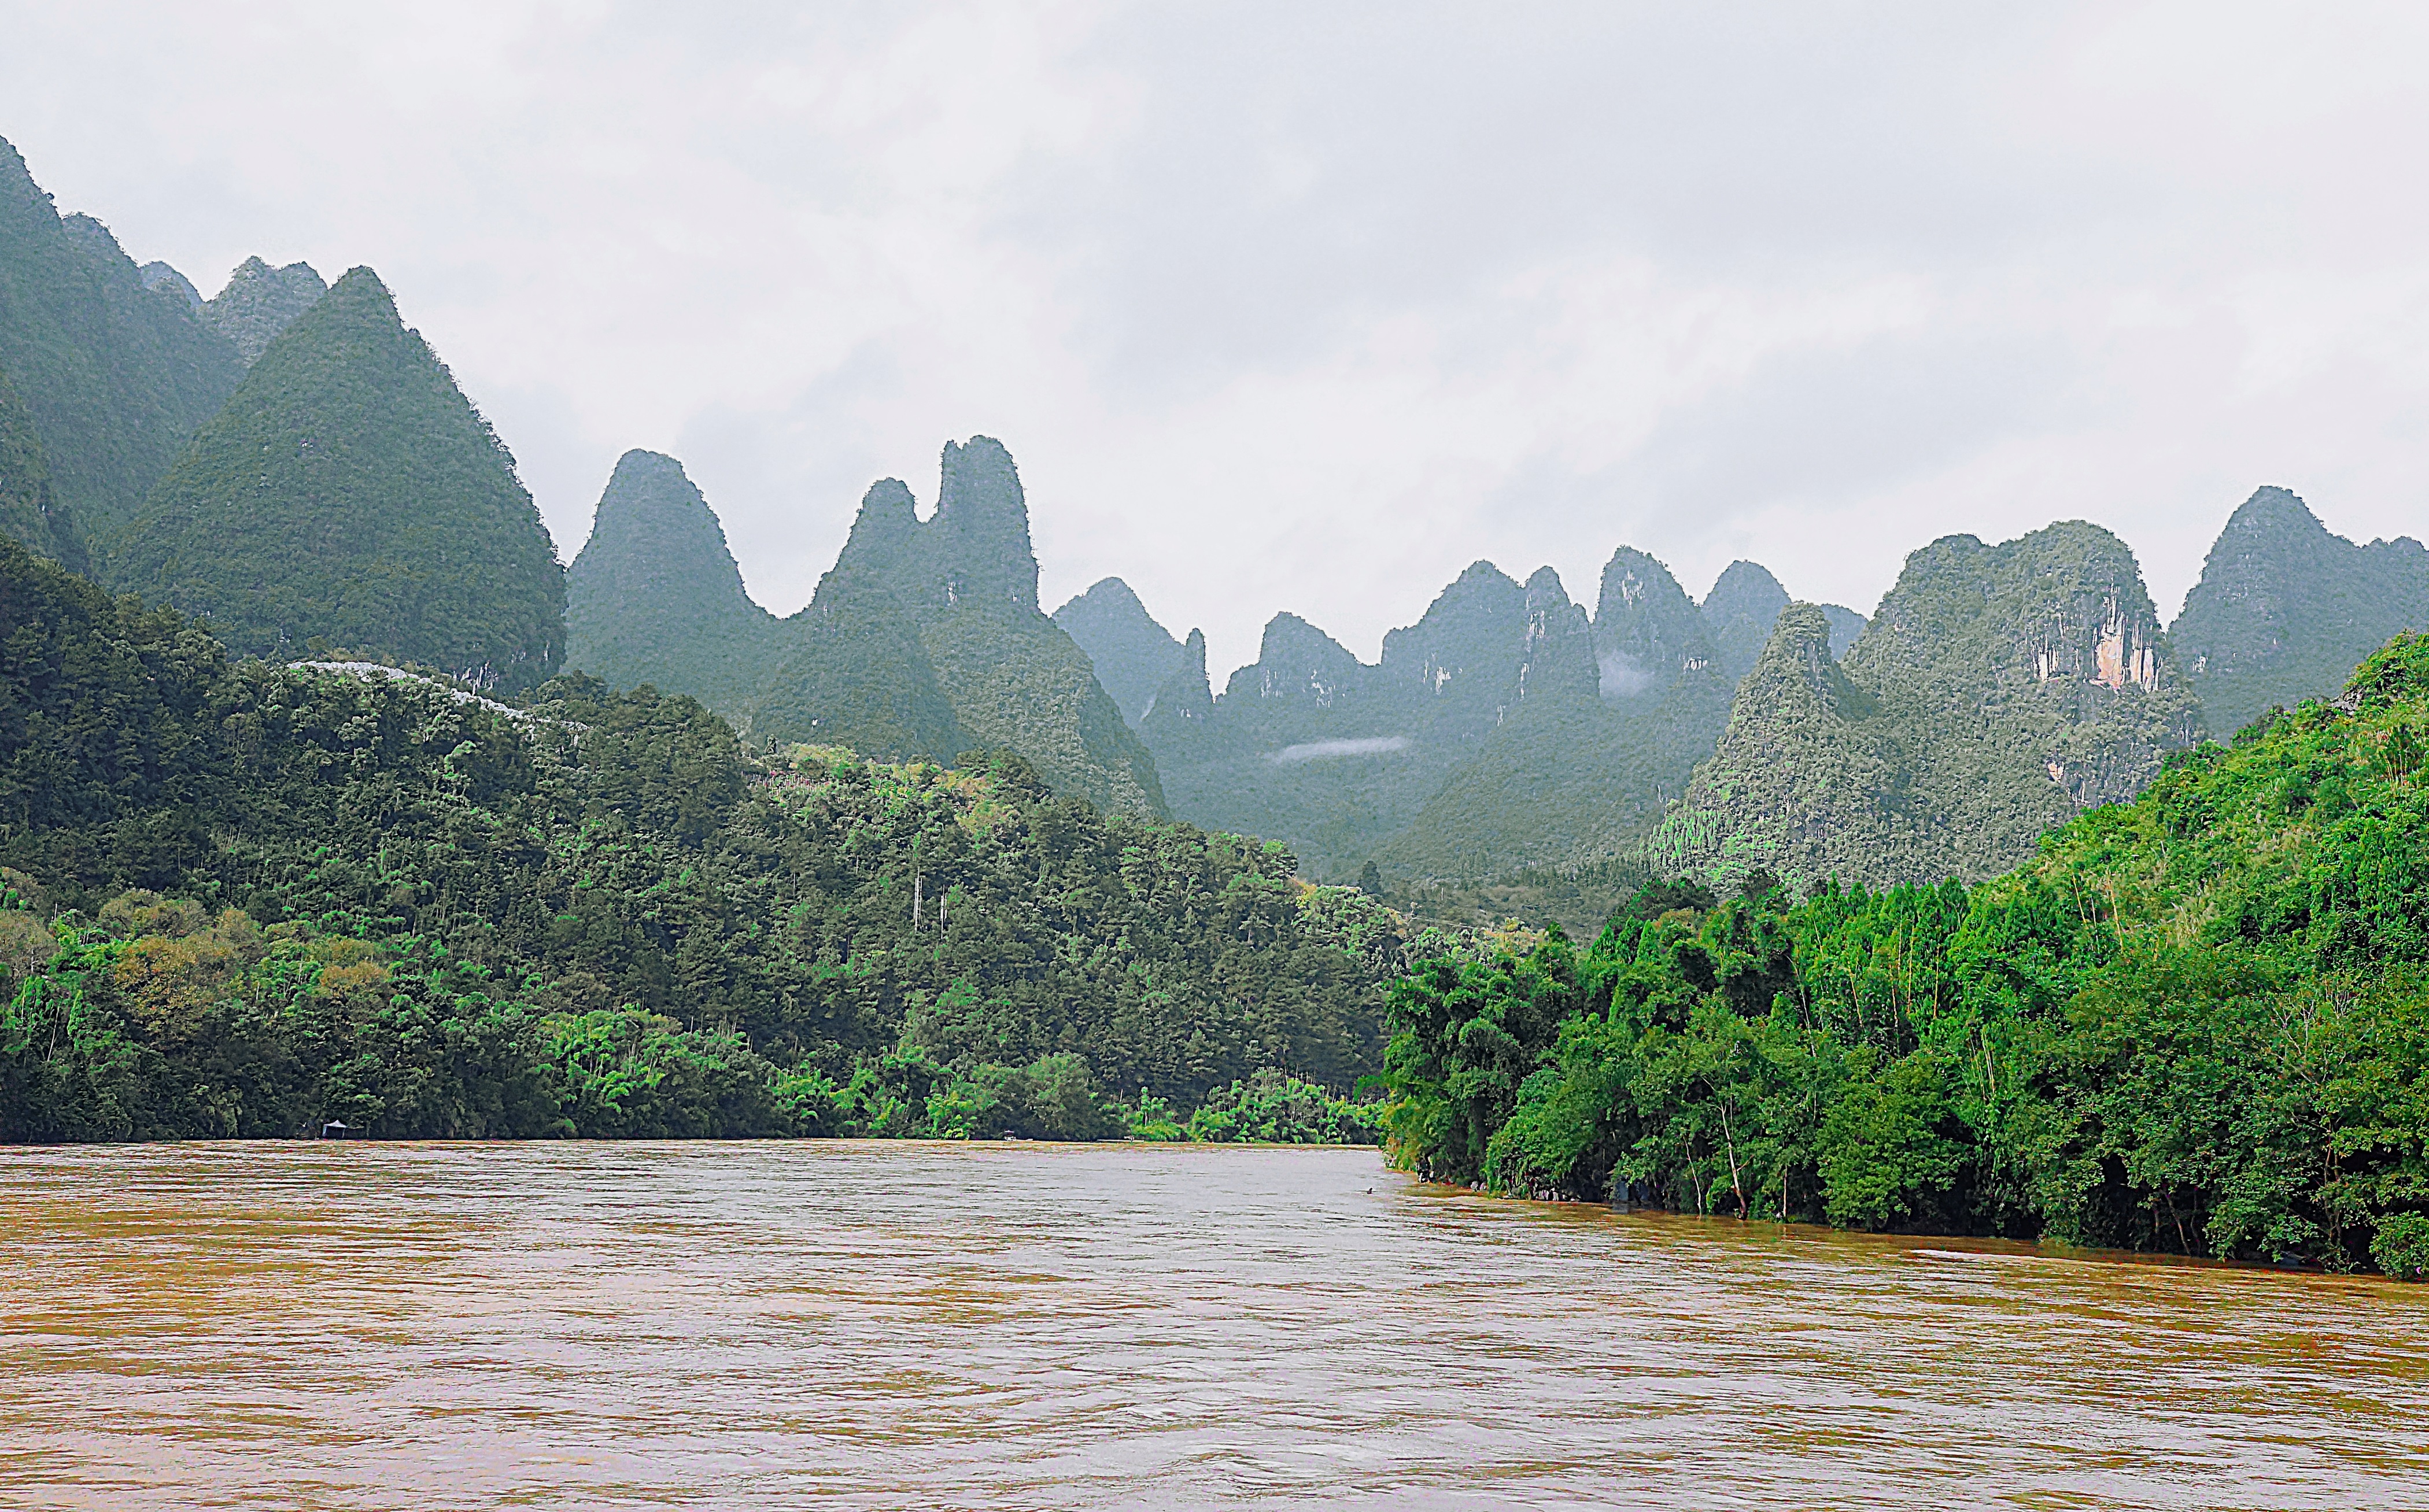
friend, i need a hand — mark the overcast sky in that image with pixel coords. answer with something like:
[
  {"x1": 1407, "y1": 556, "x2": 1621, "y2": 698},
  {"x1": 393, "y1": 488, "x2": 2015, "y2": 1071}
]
[{"x1": 7, "y1": 3, "x2": 2427, "y2": 674}]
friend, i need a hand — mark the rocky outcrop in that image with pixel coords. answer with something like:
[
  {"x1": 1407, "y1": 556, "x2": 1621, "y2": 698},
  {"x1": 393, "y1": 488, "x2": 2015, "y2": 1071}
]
[
  {"x1": 1657, "y1": 521, "x2": 2205, "y2": 889},
  {"x1": 139, "y1": 261, "x2": 202, "y2": 311},
  {"x1": 2170, "y1": 486, "x2": 2429, "y2": 738},
  {"x1": 1140, "y1": 628, "x2": 1213, "y2": 734},
  {"x1": 203, "y1": 257, "x2": 328, "y2": 365}
]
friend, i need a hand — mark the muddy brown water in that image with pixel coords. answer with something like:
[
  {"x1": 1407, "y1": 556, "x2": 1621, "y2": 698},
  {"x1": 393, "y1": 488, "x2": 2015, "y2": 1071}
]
[{"x1": 1, "y1": 1141, "x2": 2423, "y2": 1509}]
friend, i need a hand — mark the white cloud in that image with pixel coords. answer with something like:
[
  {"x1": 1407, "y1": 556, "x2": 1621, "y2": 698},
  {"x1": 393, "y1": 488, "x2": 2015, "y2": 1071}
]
[
  {"x1": 1269, "y1": 737, "x2": 1409, "y2": 765},
  {"x1": 7, "y1": 1, "x2": 2427, "y2": 678}
]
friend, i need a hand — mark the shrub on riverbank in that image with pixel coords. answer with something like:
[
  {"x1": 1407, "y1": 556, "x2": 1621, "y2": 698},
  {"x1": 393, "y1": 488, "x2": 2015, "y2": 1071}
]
[{"x1": 1382, "y1": 635, "x2": 2429, "y2": 1276}]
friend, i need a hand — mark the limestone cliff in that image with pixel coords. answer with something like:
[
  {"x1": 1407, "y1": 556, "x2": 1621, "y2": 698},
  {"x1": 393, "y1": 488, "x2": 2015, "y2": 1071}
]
[
  {"x1": 204, "y1": 257, "x2": 329, "y2": 365},
  {"x1": 1656, "y1": 521, "x2": 2205, "y2": 889}
]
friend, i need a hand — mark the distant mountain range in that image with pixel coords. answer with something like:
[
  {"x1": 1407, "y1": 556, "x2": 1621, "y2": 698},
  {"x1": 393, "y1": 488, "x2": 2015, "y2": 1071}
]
[
  {"x1": 566, "y1": 439, "x2": 1163, "y2": 818},
  {"x1": 2, "y1": 130, "x2": 2424, "y2": 901}
]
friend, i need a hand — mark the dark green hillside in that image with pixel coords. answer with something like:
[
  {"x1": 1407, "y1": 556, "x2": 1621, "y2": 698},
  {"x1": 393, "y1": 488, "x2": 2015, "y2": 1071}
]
[
  {"x1": 2172, "y1": 486, "x2": 2428, "y2": 738},
  {"x1": 0, "y1": 367, "x2": 82, "y2": 570},
  {"x1": 565, "y1": 449, "x2": 782, "y2": 712},
  {"x1": 1382, "y1": 631, "x2": 2429, "y2": 1276},
  {"x1": 1053, "y1": 576, "x2": 1184, "y2": 725},
  {"x1": 0, "y1": 138, "x2": 242, "y2": 543},
  {"x1": 109, "y1": 267, "x2": 566, "y2": 690},
  {"x1": 0, "y1": 539, "x2": 1413, "y2": 1142},
  {"x1": 1659, "y1": 522, "x2": 2203, "y2": 890},
  {"x1": 202, "y1": 256, "x2": 327, "y2": 364}
]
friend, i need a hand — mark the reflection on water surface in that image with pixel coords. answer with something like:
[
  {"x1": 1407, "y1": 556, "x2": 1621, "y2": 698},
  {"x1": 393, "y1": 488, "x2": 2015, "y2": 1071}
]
[{"x1": 2, "y1": 1141, "x2": 2423, "y2": 1509}]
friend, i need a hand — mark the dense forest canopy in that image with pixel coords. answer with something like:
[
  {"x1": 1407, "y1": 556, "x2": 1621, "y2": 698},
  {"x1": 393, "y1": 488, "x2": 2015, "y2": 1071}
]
[
  {"x1": 0, "y1": 540, "x2": 1412, "y2": 1143},
  {"x1": 1383, "y1": 633, "x2": 2429, "y2": 1276}
]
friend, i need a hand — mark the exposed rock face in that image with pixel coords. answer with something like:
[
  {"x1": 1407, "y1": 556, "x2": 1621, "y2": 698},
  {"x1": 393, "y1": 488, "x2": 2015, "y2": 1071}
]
[
  {"x1": 1658, "y1": 521, "x2": 2205, "y2": 889},
  {"x1": 566, "y1": 450, "x2": 782, "y2": 712},
  {"x1": 1051, "y1": 576, "x2": 1184, "y2": 725},
  {"x1": 1140, "y1": 628, "x2": 1213, "y2": 735},
  {"x1": 1598, "y1": 546, "x2": 1723, "y2": 702},
  {"x1": 1700, "y1": 560, "x2": 1791, "y2": 685},
  {"x1": 204, "y1": 256, "x2": 328, "y2": 365},
  {"x1": 0, "y1": 138, "x2": 242, "y2": 544},
  {"x1": 2170, "y1": 486, "x2": 2429, "y2": 738},
  {"x1": 109, "y1": 267, "x2": 567, "y2": 689},
  {"x1": 139, "y1": 261, "x2": 202, "y2": 311}
]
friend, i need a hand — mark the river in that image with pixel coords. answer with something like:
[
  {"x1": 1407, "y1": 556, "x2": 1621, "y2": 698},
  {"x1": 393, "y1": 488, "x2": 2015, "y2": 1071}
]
[{"x1": 1, "y1": 1141, "x2": 2422, "y2": 1509}]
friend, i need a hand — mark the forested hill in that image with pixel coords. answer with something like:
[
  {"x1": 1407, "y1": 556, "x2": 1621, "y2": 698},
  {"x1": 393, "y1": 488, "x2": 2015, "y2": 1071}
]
[
  {"x1": 567, "y1": 437, "x2": 1169, "y2": 820},
  {"x1": 0, "y1": 540, "x2": 1414, "y2": 1142},
  {"x1": 1650, "y1": 522, "x2": 2205, "y2": 892},
  {"x1": 564, "y1": 448, "x2": 780, "y2": 712},
  {"x1": 2171, "y1": 486, "x2": 2429, "y2": 739},
  {"x1": 108, "y1": 267, "x2": 568, "y2": 690},
  {"x1": 0, "y1": 135, "x2": 242, "y2": 548},
  {"x1": 1382, "y1": 631, "x2": 2429, "y2": 1276}
]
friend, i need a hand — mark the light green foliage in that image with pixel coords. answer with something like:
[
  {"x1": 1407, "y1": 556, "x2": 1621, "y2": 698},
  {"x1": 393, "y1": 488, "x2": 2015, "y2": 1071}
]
[
  {"x1": 1386, "y1": 633, "x2": 2429, "y2": 1274},
  {"x1": 108, "y1": 267, "x2": 566, "y2": 690},
  {"x1": 1183, "y1": 1069, "x2": 1383, "y2": 1144}
]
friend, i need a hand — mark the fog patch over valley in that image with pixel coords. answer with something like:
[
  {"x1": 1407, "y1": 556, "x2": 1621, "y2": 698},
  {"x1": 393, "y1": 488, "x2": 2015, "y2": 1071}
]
[{"x1": 1269, "y1": 736, "x2": 1411, "y2": 765}]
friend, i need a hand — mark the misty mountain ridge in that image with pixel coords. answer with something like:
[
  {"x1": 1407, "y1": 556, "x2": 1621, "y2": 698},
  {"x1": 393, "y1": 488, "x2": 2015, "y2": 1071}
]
[
  {"x1": 567, "y1": 437, "x2": 1166, "y2": 818},
  {"x1": 6, "y1": 132, "x2": 2424, "y2": 905}
]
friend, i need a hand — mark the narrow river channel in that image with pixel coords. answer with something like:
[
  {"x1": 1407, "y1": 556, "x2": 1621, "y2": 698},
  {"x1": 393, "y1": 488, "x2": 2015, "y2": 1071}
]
[{"x1": 2, "y1": 1141, "x2": 2422, "y2": 1509}]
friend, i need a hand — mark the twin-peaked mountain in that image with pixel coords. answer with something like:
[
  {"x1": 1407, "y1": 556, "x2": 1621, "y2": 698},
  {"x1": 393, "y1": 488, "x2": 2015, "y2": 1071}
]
[
  {"x1": 1652, "y1": 520, "x2": 2206, "y2": 889},
  {"x1": 564, "y1": 438, "x2": 1165, "y2": 818}
]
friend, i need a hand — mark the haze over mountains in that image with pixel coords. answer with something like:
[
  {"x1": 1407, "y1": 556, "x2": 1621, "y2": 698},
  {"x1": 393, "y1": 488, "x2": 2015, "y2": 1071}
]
[{"x1": 2, "y1": 131, "x2": 2426, "y2": 907}]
